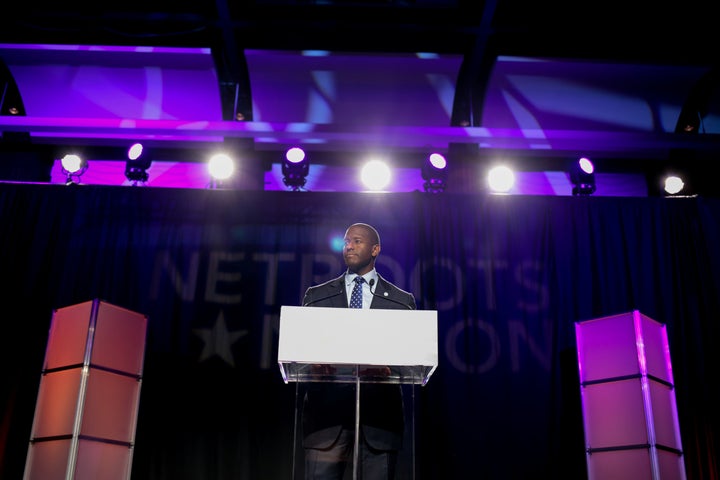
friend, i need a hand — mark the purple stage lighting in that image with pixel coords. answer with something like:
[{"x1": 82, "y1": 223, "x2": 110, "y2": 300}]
[
  {"x1": 422, "y1": 152, "x2": 448, "y2": 193},
  {"x1": 60, "y1": 153, "x2": 87, "y2": 185},
  {"x1": 125, "y1": 142, "x2": 151, "y2": 185},
  {"x1": 282, "y1": 147, "x2": 309, "y2": 191},
  {"x1": 571, "y1": 157, "x2": 596, "y2": 196}
]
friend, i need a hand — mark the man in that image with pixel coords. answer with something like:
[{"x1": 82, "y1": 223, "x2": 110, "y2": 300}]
[{"x1": 300, "y1": 223, "x2": 417, "y2": 480}]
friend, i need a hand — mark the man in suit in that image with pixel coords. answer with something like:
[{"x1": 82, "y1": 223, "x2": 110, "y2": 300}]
[{"x1": 301, "y1": 222, "x2": 416, "y2": 480}]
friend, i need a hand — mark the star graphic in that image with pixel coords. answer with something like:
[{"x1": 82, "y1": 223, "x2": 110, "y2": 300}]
[{"x1": 192, "y1": 311, "x2": 247, "y2": 367}]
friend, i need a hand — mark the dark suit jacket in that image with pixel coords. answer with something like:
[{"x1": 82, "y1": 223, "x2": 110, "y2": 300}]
[{"x1": 300, "y1": 273, "x2": 416, "y2": 451}]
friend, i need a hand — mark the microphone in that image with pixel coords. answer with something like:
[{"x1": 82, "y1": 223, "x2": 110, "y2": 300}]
[
  {"x1": 368, "y1": 278, "x2": 414, "y2": 310},
  {"x1": 303, "y1": 290, "x2": 344, "y2": 307}
]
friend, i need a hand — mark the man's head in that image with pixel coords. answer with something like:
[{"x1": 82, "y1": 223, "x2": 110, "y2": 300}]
[{"x1": 343, "y1": 223, "x2": 381, "y2": 275}]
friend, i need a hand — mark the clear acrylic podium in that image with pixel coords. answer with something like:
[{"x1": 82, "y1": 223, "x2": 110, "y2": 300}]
[{"x1": 278, "y1": 305, "x2": 438, "y2": 480}]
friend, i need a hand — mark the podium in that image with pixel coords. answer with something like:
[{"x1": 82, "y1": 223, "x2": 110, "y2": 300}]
[
  {"x1": 575, "y1": 311, "x2": 686, "y2": 480},
  {"x1": 23, "y1": 299, "x2": 148, "y2": 480},
  {"x1": 278, "y1": 306, "x2": 438, "y2": 480}
]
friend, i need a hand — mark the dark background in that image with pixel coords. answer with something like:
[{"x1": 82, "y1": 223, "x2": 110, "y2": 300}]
[{"x1": 1, "y1": 183, "x2": 719, "y2": 478}]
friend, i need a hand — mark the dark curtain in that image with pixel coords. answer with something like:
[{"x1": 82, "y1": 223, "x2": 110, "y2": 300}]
[{"x1": 1, "y1": 183, "x2": 718, "y2": 479}]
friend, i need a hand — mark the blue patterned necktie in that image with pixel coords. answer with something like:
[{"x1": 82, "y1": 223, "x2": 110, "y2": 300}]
[{"x1": 350, "y1": 276, "x2": 364, "y2": 308}]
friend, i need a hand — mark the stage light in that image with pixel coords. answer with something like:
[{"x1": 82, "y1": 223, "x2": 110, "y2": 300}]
[
  {"x1": 360, "y1": 159, "x2": 391, "y2": 191},
  {"x1": 128, "y1": 143, "x2": 143, "y2": 160},
  {"x1": 60, "y1": 153, "x2": 87, "y2": 185},
  {"x1": 487, "y1": 165, "x2": 515, "y2": 194},
  {"x1": 282, "y1": 147, "x2": 309, "y2": 191},
  {"x1": 207, "y1": 152, "x2": 235, "y2": 189},
  {"x1": 664, "y1": 175, "x2": 685, "y2": 195},
  {"x1": 570, "y1": 157, "x2": 596, "y2": 196},
  {"x1": 422, "y1": 152, "x2": 448, "y2": 193},
  {"x1": 125, "y1": 142, "x2": 151, "y2": 185}
]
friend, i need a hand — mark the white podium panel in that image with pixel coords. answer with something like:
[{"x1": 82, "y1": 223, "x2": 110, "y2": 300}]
[{"x1": 277, "y1": 305, "x2": 438, "y2": 385}]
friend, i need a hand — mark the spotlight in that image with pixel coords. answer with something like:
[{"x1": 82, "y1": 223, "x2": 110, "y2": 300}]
[
  {"x1": 282, "y1": 147, "x2": 309, "y2": 191},
  {"x1": 422, "y1": 153, "x2": 448, "y2": 193},
  {"x1": 360, "y1": 158, "x2": 391, "y2": 191},
  {"x1": 125, "y1": 142, "x2": 152, "y2": 185},
  {"x1": 207, "y1": 152, "x2": 235, "y2": 189},
  {"x1": 663, "y1": 175, "x2": 685, "y2": 195},
  {"x1": 487, "y1": 165, "x2": 515, "y2": 194},
  {"x1": 60, "y1": 153, "x2": 87, "y2": 185},
  {"x1": 570, "y1": 157, "x2": 596, "y2": 196}
]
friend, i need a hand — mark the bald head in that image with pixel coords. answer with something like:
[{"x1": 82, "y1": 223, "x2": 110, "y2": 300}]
[
  {"x1": 347, "y1": 223, "x2": 380, "y2": 246},
  {"x1": 343, "y1": 223, "x2": 381, "y2": 275}
]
